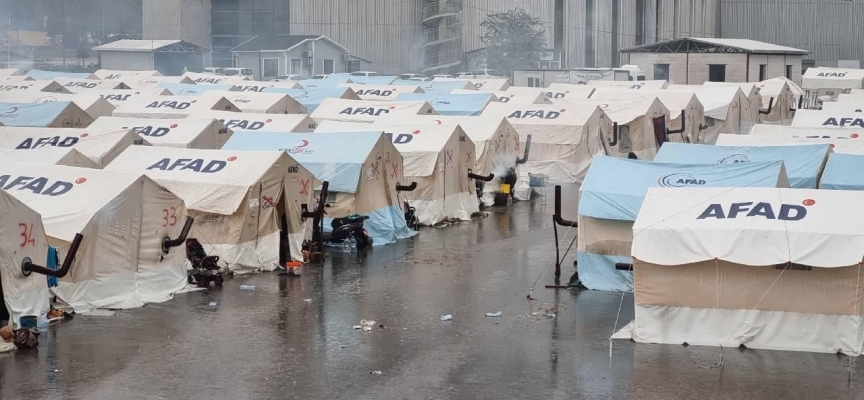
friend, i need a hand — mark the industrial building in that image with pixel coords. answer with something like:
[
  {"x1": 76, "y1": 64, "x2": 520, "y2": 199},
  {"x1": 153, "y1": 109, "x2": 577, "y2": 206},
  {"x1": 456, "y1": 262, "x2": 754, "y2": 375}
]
[
  {"x1": 142, "y1": 0, "x2": 718, "y2": 73},
  {"x1": 620, "y1": 37, "x2": 807, "y2": 84},
  {"x1": 94, "y1": 39, "x2": 209, "y2": 76}
]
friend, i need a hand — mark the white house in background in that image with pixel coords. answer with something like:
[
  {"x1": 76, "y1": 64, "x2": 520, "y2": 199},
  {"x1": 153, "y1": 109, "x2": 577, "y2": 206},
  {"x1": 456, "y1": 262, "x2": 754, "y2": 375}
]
[
  {"x1": 230, "y1": 35, "x2": 372, "y2": 81},
  {"x1": 620, "y1": 38, "x2": 809, "y2": 85}
]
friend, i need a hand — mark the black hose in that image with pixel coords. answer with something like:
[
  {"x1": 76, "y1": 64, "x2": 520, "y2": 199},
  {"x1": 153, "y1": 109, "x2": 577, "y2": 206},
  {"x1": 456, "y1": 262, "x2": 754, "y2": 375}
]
[
  {"x1": 515, "y1": 134, "x2": 532, "y2": 164},
  {"x1": 553, "y1": 185, "x2": 577, "y2": 227},
  {"x1": 162, "y1": 216, "x2": 194, "y2": 254},
  {"x1": 468, "y1": 172, "x2": 494, "y2": 182},
  {"x1": 396, "y1": 182, "x2": 417, "y2": 192}
]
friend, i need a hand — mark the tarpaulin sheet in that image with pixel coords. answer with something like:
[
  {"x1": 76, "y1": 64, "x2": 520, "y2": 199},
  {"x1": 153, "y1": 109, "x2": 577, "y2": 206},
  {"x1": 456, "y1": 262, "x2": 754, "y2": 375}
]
[
  {"x1": 394, "y1": 93, "x2": 493, "y2": 116},
  {"x1": 820, "y1": 153, "x2": 864, "y2": 190}
]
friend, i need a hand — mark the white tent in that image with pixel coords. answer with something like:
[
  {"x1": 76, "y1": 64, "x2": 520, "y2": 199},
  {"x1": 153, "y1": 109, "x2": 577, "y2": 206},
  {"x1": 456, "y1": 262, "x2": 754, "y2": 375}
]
[
  {"x1": 0, "y1": 76, "x2": 33, "y2": 82},
  {"x1": 0, "y1": 101, "x2": 94, "y2": 128},
  {"x1": 106, "y1": 147, "x2": 317, "y2": 272},
  {"x1": 317, "y1": 121, "x2": 477, "y2": 225},
  {"x1": 0, "y1": 68, "x2": 25, "y2": 77},
  {"x1": 703, "y1": 82, "x2": 762, "y2": 129},
  {"x1": 0, "y1": 91, "x2": 115, "y2": 119},
  {"x1": 590, "y1": 90, "x2": 705, "y2": 144},
  {"x1": 342, "y1": 84, "x2": 424, "y2": 101},
  {"x1": 94, "y1": 69, "x2": 162, "y2": 80},
  {"x1": 86, "y1": 88, "x2": 173, "y2": 106},
  {"x1": 375, "y1": 115, "x2": 520, "y2": 206},
  {"x1": 53, "y1": 77, "x2": 128, "y2": 93},
  {"x1": 454, "y1": 87, "x2": 551, "y2": 105},
  {"x1": 558, "y1": 98, "x2": 671, "y2": 160},
  {"x1": 87, "y1": 117, "x2": 232, "y2": 149},
  {"x1": 204, "y1": 91, "x2": 307, "y2": 114},
  {"x1": 183, "y1": 72, "x2": 250, "y2": 85},
  {"x1": 588, "y1": 80, "x2": 668, "y2": 90},
  {"x1": 835, "y1": 93, "x2": 864, "y2": 105},
  {"x1": 196, "y1": 110, "x2": 318, "y2": 133},
  {"x1": 0, "y1": 161, "x2": 189, "y2": 312},
  {"x1": 311, "y1": 99, "x2": 437, "y2": 124},
  {"x1": 123, "y1": 76, "x2": 195, "y2": 89},
  {"x1": 0, "y1": 147, "x2": 102, "y2": 168},
  {"x1": 0, "y1": 80, "x2": 71, "y2": 93},
  {"x1": 546, "y1": 83, "x2": 595, "y2": 100},
  {"x1": 627, "y1": 187, "x2": 864, "y2": 355},
  {"x1": 432, "y1": 77, "x2": 511, "y2": 91},
  {"x1": 755, "y1": 78, "x2": 795, "y2": 125},
  {"x1": 792, "y1": 108, "x2": 864, "y2": 128},
  {"x1": 0, "y1": 127, "x2": 146, "y2": 166},
  {"x1": 480, "y1": 102, "x2": 613, "y2": 198},
  {"x1": 112, "y1": 94, "x2": 240, "y2": 119},
  {"x1": 721, "y1": 127, "x2": 864, "y2": 155},
  {"x1": 0, "y1": 189, "x2": 51, "y2": 327},
  {"x1": 802, "y1": 67, "x2": 864, "y2": 91},
  {"x1": 236, "y1": 82, "x2": 302, "y2": 92},
  {"x1": 665, "y1": 85, "x2": 754, "y2": 142}
]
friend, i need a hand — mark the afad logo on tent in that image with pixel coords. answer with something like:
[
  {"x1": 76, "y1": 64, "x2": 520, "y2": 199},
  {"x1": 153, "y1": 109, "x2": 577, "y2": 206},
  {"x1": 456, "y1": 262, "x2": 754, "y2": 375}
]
[
  {"x1": 717, "y1": 154, "x2": 750, "y2": 164},
  {"x1": 230, "y1": 96, "x2": 252, "y2": 104},
  {"x1": 355, "y1": 88, "x2": 397, "y2": 97},
  {"x1": 822, "y1": 117, "x2": 864, "y2": 128},
  {"x1": 220, "y1": 117, "x2": 271, "y2": 130},
  {"x1": 697, "y1": 199, "x2": 813, "y2": 221},
  {"x1": 137, "y1": 78, "x2": 160, "y2": 86},
  {"x1": 146, "y1": 99, "x2": 195, "y2": 110},
  {"x1": 146, "y1": 156, "x2": 237, "y2": 173},
  {"x1": 126, "y1": 123, "x2": 178, "y2": 138},
  {"x1": 339, "y1": 105, "x2": 396, "y2": 116},
  {"x1": 0, "y1": 174, "x2": 86, "y2": 196},
  {"x1": 507, "y1": 109, "x2": 564, "y2": 119},
  {"x1": 384, "y1": 130, "x2": 419, "y2": 145},
  {"x1": 282, "y1": 139, "x2": 314, "y2": 155},
  {"x1": 658, "y1": 173, "x2": 706, "y2": 187}
]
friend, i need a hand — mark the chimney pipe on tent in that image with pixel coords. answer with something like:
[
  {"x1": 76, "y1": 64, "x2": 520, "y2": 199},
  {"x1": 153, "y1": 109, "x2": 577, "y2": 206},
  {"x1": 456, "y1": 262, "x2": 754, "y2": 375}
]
[
  {"x1": 758, "y1": 97, "x2": 775, "y2": 115},
  {"x1": 162, "y1": 217, "x2": 194, "y2": 254},
  {"x1": 22, "y1": 233, "x2": 83, "y2": 278},
  {"x1": 666, "y1": 109, "x2": 688, "y2": 142},
  {"x1": 468, "y1": 172, "x2": 495, "y2": 182},
  {"x1": 302, "y1": 181, "x2": 329, "y2": 220},
  {"x1": 396, "y1": 182, "x2": 417, "y2": 192},
  {"x1": 607, "y1": 122, "x2": 619, "y2": 147},
  {"x1": 551, "y1": 185, "x2": 577, "y2": 282},
  {"x1": 515, "y1": 134, "x2": 532, "y2": 164}
]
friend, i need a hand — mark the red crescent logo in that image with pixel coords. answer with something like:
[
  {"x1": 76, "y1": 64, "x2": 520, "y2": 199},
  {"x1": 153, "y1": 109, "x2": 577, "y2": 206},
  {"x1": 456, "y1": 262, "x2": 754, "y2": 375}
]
[
  {"x1": 412, "y1": 130, "x2": 420, "y2": 135},
  {"x1": 227, "y1": 156, "x2": 237, "y2": 161},
  {"x1": 190, "y1": 100, "x2": 197, "y2": 103},
  {"x1": 297, "y1": 140, "x2": 309, "y2": 148},
  {"x1": 435, "y1": 120, "x2": 442, "y2": 125},
  {"x1": 75, "y1": 178, "x2": 86, "y2": 184},
  {"x1": 170, "y1": 124, "x2": 178, "y2": 128},
  {"x1": 830, "y1": 144, "x2": 836, "y2": 149},
  {"x1": 265, "y1": 119, "x2": 272, "y2": 123},
  {"x1": 803, "y1": 199, "x2": 815, "y2": 206},
  {"x1": 79, "y1": 133, "x2": 89, "y2": 138},
  {"x1": 852, "y1": 133, "x2": 859, "y2": 138},
  {"x1": 389, "y1": 106, "x2": 396, "y2": 109},
  {"x1": 560, "y1": 109, "x2": 567, "y2": 112}
]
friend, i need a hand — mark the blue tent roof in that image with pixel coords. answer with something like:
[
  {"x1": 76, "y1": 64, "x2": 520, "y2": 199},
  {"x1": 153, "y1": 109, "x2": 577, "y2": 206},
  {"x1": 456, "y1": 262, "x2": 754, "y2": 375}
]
[
  {"x1": 26, "y1": 70, "x2": 94, "y2": 80},
  {"x1": 820, "y1": 153, "x2": 864, "y2": 190},
  {"x1": 222, "y1": 131, "x2": 383, "y2": 193},
  {"x1": 654, "y1": 142, "x2": 830, "y2": 189},
  {"x1": 157, "y1": 83, "x2": 235, "y2": 96},
  {"x1": 0, "y1": 102, "x2": 74, "y2": 127},
  {"x1": 262, "y1": 87, "x2": 350, "y2": 113},
  {"x1": 346, "y1": 76, "x2": 397, "y2": 85},
  {"x1": 579, "y1": 156, "x2": 787, "y2": 221},
  {"x1": 392, "y1": 80, "x2": 471, "y2": 94},
  {"x1": 394, "y1": 93, "x2": 492, "y2": 116}
]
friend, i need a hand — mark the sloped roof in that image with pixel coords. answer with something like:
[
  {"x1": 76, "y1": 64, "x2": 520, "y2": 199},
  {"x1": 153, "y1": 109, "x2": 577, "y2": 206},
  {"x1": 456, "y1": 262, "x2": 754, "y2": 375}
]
[
  {"x1": 231, "y1": 35, "x2": 350, "y2": 53},
  {"x1": 93, "y1": 40, "x2": 208, "y2": 52},
  {"x1": 620, "y1": 37, "x2": 808, "y2": 55}
]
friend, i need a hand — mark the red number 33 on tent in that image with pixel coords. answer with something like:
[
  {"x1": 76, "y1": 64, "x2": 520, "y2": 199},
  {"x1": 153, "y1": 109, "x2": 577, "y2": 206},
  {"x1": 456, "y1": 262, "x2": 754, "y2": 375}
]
[{"x1": 162, "y1": 207, "x2": 178, "y2": 227}]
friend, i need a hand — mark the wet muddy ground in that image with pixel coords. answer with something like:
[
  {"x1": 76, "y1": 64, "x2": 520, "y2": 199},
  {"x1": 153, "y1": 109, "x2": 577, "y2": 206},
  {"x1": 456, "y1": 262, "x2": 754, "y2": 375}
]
[{"x1": 1, "y1": 184, "x2": 862, "y2": 399}]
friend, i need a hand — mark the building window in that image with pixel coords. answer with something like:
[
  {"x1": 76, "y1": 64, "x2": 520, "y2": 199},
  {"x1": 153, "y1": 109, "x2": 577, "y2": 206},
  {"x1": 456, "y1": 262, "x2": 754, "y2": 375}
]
[
  {"x1": 323, "y1": 59, "x2": 335, "y2": 75},
  {"x1": 346, "y1": 60, "x2": 361, "y2": 73},
  {"x1": 786, "y1": 65, "x2": 794, "y2": 79},
  {"x1": 290, "y1": 58, "x2": 301, "y2": 74},
  {"x1": 802, "y1": 60, "x2": 815, "y2": 75},
  {"x1": 759, "y1": 64, "x2": 767, "y2": 81},
  {"x1": 263, "y1": 58, "x2": 279, "y2": 78},
  {"x1": 653, "y1": 64, "x2": 670, "y2": 81},
  {"x1": 527, "y1": 77, "x2": 541, "y2": 88},
  {"x1": 709, "y1": 64, "x2": 726, "y2": 82}
]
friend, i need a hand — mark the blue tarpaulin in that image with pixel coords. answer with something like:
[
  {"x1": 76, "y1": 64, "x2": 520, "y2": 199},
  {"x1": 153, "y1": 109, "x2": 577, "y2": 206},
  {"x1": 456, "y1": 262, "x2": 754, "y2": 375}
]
[
  {"x1": 157, "y1": 83, "x2": 235, "y2": 96},
  {"x1": 344, "y1": 76, "x2": 397, "y2": 85},
  {"x1": 222, "y1": 130, "x2": 415, "y2": 245},
  {"x1": 579, "y1": 156, "x2": 789, "y2": 221},
  {"x1": 26, "y1": 70, "x2": 94, "y2": 80},
  {"x1": 392, "y1": 80, "x2": 472, "y2": 95},
  {"x1": 820, "y1": 153, "x2": 864, "y2": 190},
  {"x1": 0, "y1": 101, "x2": 73, "y2": 127},
  {"x1": 298, "y1": 76, "x2": 353, "y2": 89},
  {"x1": 394, "y1": 93, "x2": 493, "y2": 116},
  {"x1": 577, "y1": 156, "x2": 789, "y2": 291},
  {"x1": 263, "y1": 87, "x2": 352, "y2": 113},
  {"x1": 654, "y1": 142, "x2": 830, "y2": 188}
]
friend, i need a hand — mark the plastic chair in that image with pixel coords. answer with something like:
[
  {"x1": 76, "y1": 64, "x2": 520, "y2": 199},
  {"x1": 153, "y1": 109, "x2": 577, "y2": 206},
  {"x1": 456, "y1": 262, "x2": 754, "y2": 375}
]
[{"x1": 528, "y1": 174, "x2": 548, "y2": 204}]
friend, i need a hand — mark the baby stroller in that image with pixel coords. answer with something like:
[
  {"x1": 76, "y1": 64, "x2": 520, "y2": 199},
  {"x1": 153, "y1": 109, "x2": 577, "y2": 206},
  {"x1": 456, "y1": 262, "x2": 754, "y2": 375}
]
[{"x1": 186, "y1": 238, "x2": 224, "y2": 287}]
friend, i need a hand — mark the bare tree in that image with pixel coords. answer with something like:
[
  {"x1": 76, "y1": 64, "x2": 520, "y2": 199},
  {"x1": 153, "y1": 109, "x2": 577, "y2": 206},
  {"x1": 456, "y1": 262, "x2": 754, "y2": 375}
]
[{"x1": 480, "y1": 8, "x2": 547, "y2": 76}]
